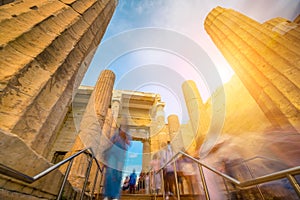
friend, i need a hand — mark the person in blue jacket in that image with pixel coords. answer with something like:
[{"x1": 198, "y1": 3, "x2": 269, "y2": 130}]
[
  {"x1": 103, "y1": 117, "x2": 131, "y2": 200},
  {"x1": 129, "y1": 169, "x2": 137, "y2": 194}
]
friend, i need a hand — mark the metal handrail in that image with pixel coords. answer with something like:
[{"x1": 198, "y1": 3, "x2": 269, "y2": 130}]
[
  {"x1": 156, "y1": 151, "x2": 300, "y2": 199},
  {"x1": 224, "y1": 155, "x2": 296, "y2": 200},
  {"x1": 219, "y1": 155, "x2": 289, "y2": 199},
  {"x1": 0, "y1": 147, "x2": 104, "y2": 200}
]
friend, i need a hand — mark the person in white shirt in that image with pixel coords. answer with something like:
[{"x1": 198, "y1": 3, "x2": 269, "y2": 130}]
[{"x1": 150, "y1": 153, "x2": 161, "y2": 194}]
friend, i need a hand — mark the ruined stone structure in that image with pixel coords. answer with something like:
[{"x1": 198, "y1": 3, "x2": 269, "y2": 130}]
[
  {"x1": 0, "y1": 0, "x2": 117, "y2": 199},
  {"x1": 72, "y1": 88, "x2": 167, "y2": 173},
  {"x1": 1, "y1": 1, "x2": 299, "y2": 199}
]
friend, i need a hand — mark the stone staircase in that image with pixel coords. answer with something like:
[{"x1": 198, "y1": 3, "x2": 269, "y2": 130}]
[{"x1": 119, "y1": 194, "x2": 205, "y2": 200}]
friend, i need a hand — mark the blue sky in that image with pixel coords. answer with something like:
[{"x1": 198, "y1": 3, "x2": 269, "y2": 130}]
[
  {"x1": 82, "y1": 0, "x2": 300, "y2": 123},
  {"x1": 81, "y1": 0, "x2": 300, "y2": 176},
  {"x1": 123, "y1": 141, "x2": 143, "y2": 178}
]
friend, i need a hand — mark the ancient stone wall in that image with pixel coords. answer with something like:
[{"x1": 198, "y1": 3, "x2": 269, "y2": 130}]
[
  {"x1": 0, "y1": 129, "x2": 63, "y2": 199},
  {"x1": 47, "y1": 86, "x2": 93, "y2": 161}
]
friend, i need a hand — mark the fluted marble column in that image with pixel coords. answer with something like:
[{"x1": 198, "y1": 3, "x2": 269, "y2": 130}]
[
  {"x1": 102, "y1": 109, "x2": 113, "y2": 138},
  {"x1": 150, "y1": 102, "x2": 166, "y2": 136},
  {"x1": 182, "y1": 80, "x2": 210, "y2": 156},
  {"x1": 204, "y1": 7, "x2": 300, "y2": 132},
  {"x1": 0, "y1": 0, "x2": 117, "y2": 157},
  {"x1": 167, "y1": 115, "x2": 183, "y2": 153},
  {"x1": 66, "y1": 69, "x2": 115, "y2": 189},
  {"x1": 150, "y1": 101, "x2": 169, "y2": 154},
  {"x1": 156, "y1": 102, "x2": 165, "y2": 125},
  {"x1": 142, "y1": 139, "x2": 151, "y2": 172},
  {"x1": 110, "y1": 99, "x2": 121, "y2": 138},
  {"x1": 94, "y1": 70, "x2": 116, "y2": 128}
]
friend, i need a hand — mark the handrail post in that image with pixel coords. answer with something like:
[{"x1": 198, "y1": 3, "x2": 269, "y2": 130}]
[
  {"x1": 80, "y1": 154, "x2": 93, "y2": 200},
  {"x1": 90, "y1": 168, "x2": 99, "y2": 200},
  {"x1": 149, "y1": 170, "x2": 152, "y2": 195},
  {"x1": 287, "y1": 174, "x2": 300, "y2": 198},
  {"x1": 222, "y1": 177, "x2": 230, "y2": 199},
  {"x1": 57, "y1": 159, "x2": 74, "y2": 200},
  {"x1": 173, "y1": 159, "x2": 180, "y2": 200},
  {"x1": 98, "y1": 166, "x2": 105, "y2": 195},
  {"x1": 154, "y1": 170, "x2": 157, "y2": 200},
  {"x1": 198, "y1": 163, "x2": 210, "y2": 200},
  {"x1": 244, "y1": 160, "x2": 265, "y2": 200},
  {"x1": 161, "y1": 169, "x2": 165, "y2": 200}
]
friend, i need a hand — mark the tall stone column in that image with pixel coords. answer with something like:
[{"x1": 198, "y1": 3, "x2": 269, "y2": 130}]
[
  {"x1": 142, "y1": 139, "x2": 151, "y2": 172},
  {"x1": 167, "y1": 115, "x2": 183, "y2": 153},
  {"x1": 87, "y1": 106, "x2": 114, "y2": 193},
  {"x1": 182, "y1": 80, "x2": 210, "y2": 156},
  {"x1": 66, "y1": 69, "x2": 115, "y2": 189},
  {"x1": 204, "y1": 7, "x2": 300, "y2": 132},
  {"x1": 156, "y1": 102, "x2": 166, "y2": 126},
  {"x1": 102, "y1": 109, "x2": 113, "y2": 138},
  {"x1": 0, "y1": 0, "x2": 118, "y2": 157},
  {"x1": 150, "y1": 102, "x2": 166, "y2": 136},
  {"x1": 110, "y1": 97, "x2": 121, "y2": 138},
  {"x1": 150, "y1": 101, "x2": 169, "y2": 153},
  {"x1": 94, "y1": 70, "x2": 116, "y2": 129}
]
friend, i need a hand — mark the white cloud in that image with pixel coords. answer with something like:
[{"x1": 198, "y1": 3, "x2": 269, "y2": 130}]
[{"x1": 128, "y1": 152, "x2": 138, "y2": 158}]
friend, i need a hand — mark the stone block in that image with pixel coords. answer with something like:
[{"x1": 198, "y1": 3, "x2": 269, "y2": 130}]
[
  {"x1": 89, "y1": 14, "x2": 105, "y2": 35},
  {"x1": 67, "y1": 16, "x2": 90, "y2": 40},
  {"x1": 45, "y1": 35, "x2": 76, "y2": 69},
  {"x1": 71, "y1": 0, "x2": 97, "y2": 15},
  {"x1": 60, "y1": 0, "x2": 77, "y2": 5},
  {"x1": 0, "y1": 112, "x2": 20, "y2": 131},
  {"x1": 3, "y1": 180, "x2": 24, "y2": 193},
  {"x1": 0, "y1": 188, "x2": 47, "y2": 200},
  {"x1": 54, "y1": 6, "x2": 80, "y2": 30},
  {"x1": 0, "y1": 176, "x2": 7, "y2": 187},
  {"x1": 103, "y1": 1, "x2": 114, "y2": 17},
  {"x1": 0, "y1": 44, "x2": 32, "y2": 79},
  {"x1": 37, "y1": 1, "x2": 67, "y2": 18},
  {"x1": 38, "y1": 15, "x2": 63, "y2": 37},
  {"x1": 91, "y1": 5, "x2": 113, "y2": 46},
  {"x1": 0, "y1": 89, "x2": 33, "y2": 127},
  {"x1": 0, "y1": 1, "x2": 68, "y2": 45},
  {"x1": 21, "y1": 186, "x2": 34, "y2": 195},
  {"x1": 41, "y1": 8, "x2": 79, "y2": 36},
  {"x1": 81, "y1": 2, "x2": 102, "y2": 25},
  {"x1": 0, "y1": 0, "x2": 46, "y2": 19},
  {"x1": 0, "y1": 18, "x2": 28, "y2": 46},
  {"x1": 66, "y1": 44, "x2": 85, "y2": 67},
  {"x1": 77, "y1": 28, "x2": 94, "y2": 53},
  {"x1": 11, "y1": 27, "x2": 53, "y2": 56},
  {"x1": 32, "y1": 89, "x2": 72, "y2": 156},
  {"x1": 31, "y1": 189, "x2": 55, "y2": 199},
  {"x1": 0, "y1": 129, "x2": 69, "y2": 196}
]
